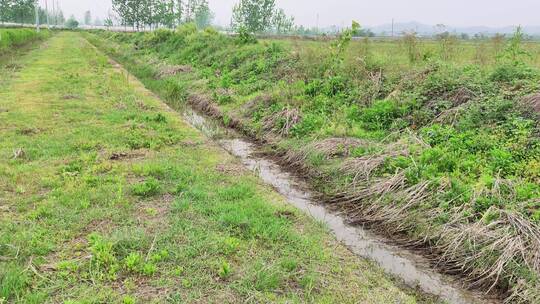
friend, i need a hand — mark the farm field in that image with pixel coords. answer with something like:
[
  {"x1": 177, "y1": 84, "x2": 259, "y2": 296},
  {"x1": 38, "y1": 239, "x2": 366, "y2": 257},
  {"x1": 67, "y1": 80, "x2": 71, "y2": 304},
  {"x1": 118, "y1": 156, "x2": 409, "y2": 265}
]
[
  {"x1": 0, "y1": 31, "x2": 438, "y2": 303},
  {"x1": 0, "y1": 28, "x2": 50, "y2": 54},
  {"x1": 85, "y1": 25, "x2": 540, "y2": 303}
]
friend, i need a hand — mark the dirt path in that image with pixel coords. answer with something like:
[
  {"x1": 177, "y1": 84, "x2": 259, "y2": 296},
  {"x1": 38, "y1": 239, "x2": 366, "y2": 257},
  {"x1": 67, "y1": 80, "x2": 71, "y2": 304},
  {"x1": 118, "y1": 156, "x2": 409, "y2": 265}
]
[{"x1": 0, "y1": 32, "x2": 437, "y2": 303}]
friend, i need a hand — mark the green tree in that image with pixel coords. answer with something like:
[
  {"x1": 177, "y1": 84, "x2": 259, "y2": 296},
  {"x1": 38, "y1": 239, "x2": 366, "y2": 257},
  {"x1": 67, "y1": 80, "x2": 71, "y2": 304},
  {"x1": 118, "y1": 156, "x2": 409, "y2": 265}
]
[
  {"x1": 65, "y1": 15, "x2": 79, "y2": 29},
  {"x1": 271, "y1": 8, "x2": 294, "y2": 34},
  {"x1": 194, "y1": 0, "x2": 212, "y2": 28},
  {"x1": 231, "y1": 0, "x2": 275, "y2": 34},
  {"x1": 104, "y1": 17, "x2": 113, "y2": 28}
]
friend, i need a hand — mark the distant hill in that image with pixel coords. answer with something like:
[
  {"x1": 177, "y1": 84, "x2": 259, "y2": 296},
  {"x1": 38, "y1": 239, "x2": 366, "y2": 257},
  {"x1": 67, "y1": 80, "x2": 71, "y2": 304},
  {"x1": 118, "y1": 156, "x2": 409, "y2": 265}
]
[{"x1": 367, "y1": 21, "x2": 540, "y2": 37}]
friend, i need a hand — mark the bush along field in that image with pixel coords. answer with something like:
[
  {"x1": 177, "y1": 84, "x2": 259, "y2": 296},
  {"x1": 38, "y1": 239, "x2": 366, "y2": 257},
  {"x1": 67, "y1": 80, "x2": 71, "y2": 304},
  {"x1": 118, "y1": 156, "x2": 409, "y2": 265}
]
[
  {"x1": 86, "y1": 24, "x2": 540, "y2": 302},
  {"x1": 0, "y1": 28, "x2": 50, "y2": 55}
]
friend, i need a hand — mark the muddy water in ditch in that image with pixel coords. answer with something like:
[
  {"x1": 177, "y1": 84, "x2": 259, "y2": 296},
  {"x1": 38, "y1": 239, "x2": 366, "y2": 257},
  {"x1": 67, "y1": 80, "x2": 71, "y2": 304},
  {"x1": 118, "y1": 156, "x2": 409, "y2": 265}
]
[{"x1": 181, "y1": 107, "x2": 499, "y2": 304}]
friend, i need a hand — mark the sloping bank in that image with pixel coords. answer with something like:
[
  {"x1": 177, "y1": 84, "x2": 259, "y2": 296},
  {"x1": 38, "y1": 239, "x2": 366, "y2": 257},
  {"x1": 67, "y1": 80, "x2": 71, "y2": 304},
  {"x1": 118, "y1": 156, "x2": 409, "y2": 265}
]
[
  {"x1": 0, "y1": 28, "x2": 51, "y2": 55},
  {"x1": 85, "y1": 26, "x2": 540, "y2": 303}
]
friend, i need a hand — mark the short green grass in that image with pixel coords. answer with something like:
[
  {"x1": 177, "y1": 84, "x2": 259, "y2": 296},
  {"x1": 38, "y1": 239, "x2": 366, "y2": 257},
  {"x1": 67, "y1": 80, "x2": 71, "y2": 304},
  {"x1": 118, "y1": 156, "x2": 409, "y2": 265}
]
[{"x1": 0, "y1": 32, "x2": 436, "y2": 303}]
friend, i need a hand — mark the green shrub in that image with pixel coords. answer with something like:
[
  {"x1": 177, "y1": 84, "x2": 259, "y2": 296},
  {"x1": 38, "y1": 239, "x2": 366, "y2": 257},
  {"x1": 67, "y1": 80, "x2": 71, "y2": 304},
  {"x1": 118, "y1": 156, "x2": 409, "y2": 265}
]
[{"x1": 132, "y1": 178, "x2": 161, "y2": 197}]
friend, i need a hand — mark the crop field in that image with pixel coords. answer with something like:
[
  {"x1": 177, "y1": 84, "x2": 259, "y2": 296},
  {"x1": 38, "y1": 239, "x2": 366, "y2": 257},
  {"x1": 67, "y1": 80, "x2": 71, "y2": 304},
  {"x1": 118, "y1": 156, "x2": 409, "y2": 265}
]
[
  {"x1": 0, "y1": 30, "x2": 443, "y2": 303},
  {"x1": 0, "y1": 28, "x2": 50, "y2": 54},
  {"x1": 84, "y1": 25, "x2": 540, "y2": 303}
]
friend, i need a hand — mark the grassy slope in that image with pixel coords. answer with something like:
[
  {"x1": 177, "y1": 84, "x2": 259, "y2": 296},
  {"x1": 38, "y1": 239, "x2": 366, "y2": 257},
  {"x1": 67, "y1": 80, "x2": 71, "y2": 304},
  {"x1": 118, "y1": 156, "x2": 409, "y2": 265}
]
[
  {"x1": 85, "y1": 27, "x2": 540, "y2": 302},
  {"x1": 0, "y1": 32, "x2": 435, "y2": 303},
  {"x1": 0, "y1": 29, "x2": 50, "y2": 54}
]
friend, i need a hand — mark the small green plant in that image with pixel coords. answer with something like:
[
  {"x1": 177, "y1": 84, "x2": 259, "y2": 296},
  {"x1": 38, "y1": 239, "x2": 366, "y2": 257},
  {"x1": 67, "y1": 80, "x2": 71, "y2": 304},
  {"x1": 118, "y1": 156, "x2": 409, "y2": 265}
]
[
  {"x1": 331, "y1": 21, "x2": 360, "y2": 56},
  {"x1": 124, "y1": 252, "x2": 143, "y2": 272},
  {"x1": 150, "y1": 250, "x2": 169, "y2": 263},
  {"x1": 498, "y1": 27, "x2": 531, "y2": 65},
  {"x1": 88, "y1": 233, "x2": 120, "y2": 280},
  {"x1": 132, "y1": 178, "x2": 161, "y2": 197},
  {"x1": 222, "y1": 237, "x2": 241, "y2": 255},
  {"x1": 217, "y1": 260, "x2": 232, "y2": 279},
  {"x1": 142, "y1": 263, "x2": 157, "y2": 276},
  {"x1": 122, "y1": 295, "x2": 136, "y2": 304}
]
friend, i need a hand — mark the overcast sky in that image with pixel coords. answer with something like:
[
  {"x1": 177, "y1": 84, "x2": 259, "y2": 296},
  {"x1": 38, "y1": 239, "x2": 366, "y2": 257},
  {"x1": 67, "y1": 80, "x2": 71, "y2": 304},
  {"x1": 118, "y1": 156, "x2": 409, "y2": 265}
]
[{"x1": 39, "y1": 0, "x2": 540, "y2": 28}]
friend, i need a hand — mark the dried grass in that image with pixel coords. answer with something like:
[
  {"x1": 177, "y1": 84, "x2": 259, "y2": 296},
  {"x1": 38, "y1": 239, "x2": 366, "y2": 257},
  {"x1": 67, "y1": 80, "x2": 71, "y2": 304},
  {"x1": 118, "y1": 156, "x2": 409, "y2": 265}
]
[
  {"x1": 309, "y1": 137, "x2": 367, "y2": 159},
  {"x1": 262, "y1": 107, "x2": 301, "y2": 136},
  {"x1": 522, "y1": 93, "x2": 540, "y2": 114},
  {"x1": 325, "y1": 171, "x2": 540, "y2": 302},
  {"x1": 156, "y1": 64, "x2": 192, "y2": 79},
  {"x1": 341, "y1": 145, "x2": 409, "y2": 184}
]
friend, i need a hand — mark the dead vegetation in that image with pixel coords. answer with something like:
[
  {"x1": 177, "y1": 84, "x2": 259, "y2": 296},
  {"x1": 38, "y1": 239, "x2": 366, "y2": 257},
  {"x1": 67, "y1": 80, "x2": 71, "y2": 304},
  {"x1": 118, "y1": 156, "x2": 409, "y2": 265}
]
[
  {"x1": 309, "y1": 137, "x2": 367, "y2": 159},
  {"x1": 324, "y1": 172, "x2": 540, "y2": 302},
  {"x1": 262, "y1": 107, "x2": 301, "y2": 136},
  {"x1": 12, "y1": 148, "x2": 25, "y2": 160},
  {"x1": 522, "y1": 93, "x2": 540, "y2": 114},
  {"x1": 156, "y1": 64, "x2": 192, "y2": 79}
]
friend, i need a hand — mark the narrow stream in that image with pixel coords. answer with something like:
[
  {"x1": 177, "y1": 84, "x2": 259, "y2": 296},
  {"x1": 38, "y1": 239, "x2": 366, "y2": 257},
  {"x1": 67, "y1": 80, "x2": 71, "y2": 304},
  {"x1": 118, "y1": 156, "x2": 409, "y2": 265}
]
[{"x1": 181, "y1": 107, "x2": 500, "y2": 304}]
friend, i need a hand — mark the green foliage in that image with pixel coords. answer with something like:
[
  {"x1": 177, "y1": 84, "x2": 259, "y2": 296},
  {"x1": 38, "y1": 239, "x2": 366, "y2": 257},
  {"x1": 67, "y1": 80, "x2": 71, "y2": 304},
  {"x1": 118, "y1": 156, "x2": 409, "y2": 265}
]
[
  {"x1": 131, "y1": 178, "x2": 161, "y2": 197},
  {"x1": 0, "y1": 264, "x2": 29, "y2": 301},
  {"x1": 123, "y1": 252, "x2": 143, "y2": 272},
  {"x1": 491, "y1": 27, "x2": 537, "y2": 82},
  {"x1": 232, "y1": 0, "x2": 276, "y2": 34},
  {"x1": 88, "y1": 233, "x2": 120, "y2": 280},
  {"x1": 217, "y1": 260, "x2": 232, "y2": 279},
  {"x1": 112, "y1": 0, "x2": 213, "y2": 30},
  {"x1": 331, "y1": 21, "x2": 361, "y2": 55},
  {"x1": 0, "y1": 29, "x2": 50, "y2": 54},
  {"x1": 65, "y1": 15, "x2": 79, "y2": 29}
]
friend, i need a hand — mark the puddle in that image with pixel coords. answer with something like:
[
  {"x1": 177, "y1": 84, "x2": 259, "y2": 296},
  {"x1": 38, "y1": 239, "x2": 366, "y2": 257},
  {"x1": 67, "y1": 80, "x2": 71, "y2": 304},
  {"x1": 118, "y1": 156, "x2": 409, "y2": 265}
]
[{"x1": 181, "y1": 108, "x2": 500, "y2": 304}]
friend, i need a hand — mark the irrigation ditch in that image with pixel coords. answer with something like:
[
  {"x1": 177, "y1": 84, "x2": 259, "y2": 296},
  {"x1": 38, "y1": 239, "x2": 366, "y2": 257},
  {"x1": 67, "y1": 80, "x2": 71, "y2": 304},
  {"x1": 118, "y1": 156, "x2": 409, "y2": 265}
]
[
  {"x1": 84, "y1": 35, "x2": 508, "y2": 304},
  {"x1": 177, "y1": 102, "x2": 500, "y2": 304}
]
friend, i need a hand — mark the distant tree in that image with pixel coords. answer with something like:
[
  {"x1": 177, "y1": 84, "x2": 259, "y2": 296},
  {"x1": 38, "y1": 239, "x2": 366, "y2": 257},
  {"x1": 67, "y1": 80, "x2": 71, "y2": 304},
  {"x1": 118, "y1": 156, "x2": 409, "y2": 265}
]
[
  {"x1": 0, "y1": 0, "x2": 10, "y2": 23},
  {"x1": 194, "y1": 0, "x2": 213, "y2": 28},
  {"x1": 104, "y1": 17, "x2": 113, "y2": 28},
  {"x1": 153, "y1": 0, "x2": 175, "y2": 28},
  {"x1": 184, "y1": 0, "x2": 197, "y2": 22},
  {"x1": 460, "y1": 33, "x2": 470, "y2": 40},
  {"x1": 65, "y1": 15, "x2": 79, "y2": 29},
  {"x1": 232, "y1": 0, "x2": 276, "y2": 34},
  {"x1": 1, "y1": 0, "x2": 36, "y2": 24},
  {"x1": 271, "y1": 8, "x2": 294, "y2": 34},
  {"x1": 57, "y1": 11, "x2": 65, "y2": 25},
  {"x1": 84, "y1": 10, "x2": 92, "y2": 25},
  {"x1": 113, "y1": 0, "x2": 186, "y2": 30}
]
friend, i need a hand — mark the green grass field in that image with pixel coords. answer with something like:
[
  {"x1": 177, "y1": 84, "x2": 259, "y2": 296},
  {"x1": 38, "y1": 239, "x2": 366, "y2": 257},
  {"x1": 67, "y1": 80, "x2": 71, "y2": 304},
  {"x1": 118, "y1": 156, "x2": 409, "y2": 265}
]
[
  {"x1": 0, "y1": 31, "x2": 439, "y2": 303},
  {"x1": 85, "y1": 25, "x2": 540, "y2": 302}
]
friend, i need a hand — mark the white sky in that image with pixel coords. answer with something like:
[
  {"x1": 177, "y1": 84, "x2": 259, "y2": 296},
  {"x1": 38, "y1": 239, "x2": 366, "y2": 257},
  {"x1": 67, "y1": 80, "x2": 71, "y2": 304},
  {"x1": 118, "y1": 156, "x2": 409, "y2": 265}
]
[{"x1": 40, "y1": 0, "x2": 540, "y2": 28}]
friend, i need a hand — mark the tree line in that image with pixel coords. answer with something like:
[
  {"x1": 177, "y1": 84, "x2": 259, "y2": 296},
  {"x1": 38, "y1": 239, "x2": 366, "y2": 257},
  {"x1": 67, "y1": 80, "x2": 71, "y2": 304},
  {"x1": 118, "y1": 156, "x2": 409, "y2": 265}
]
[
  {"x1": 112, "y1": 0, "x2": 212, "y2": 30},
  {"x1": 0, "y1": 0, "x2": 65, "y2": 26},
  {"x1": 111, "y1": 0, "x2": 296, "y2": 34}
]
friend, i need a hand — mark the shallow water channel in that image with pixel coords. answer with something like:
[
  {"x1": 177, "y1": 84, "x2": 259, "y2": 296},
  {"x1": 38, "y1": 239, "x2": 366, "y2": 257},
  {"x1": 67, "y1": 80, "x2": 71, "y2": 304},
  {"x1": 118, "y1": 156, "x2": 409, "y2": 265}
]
[{"x1": 181, "y1": 107, "x2": 500, "y2": 304}]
